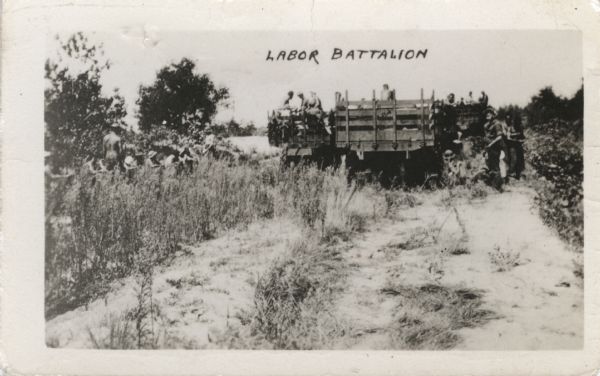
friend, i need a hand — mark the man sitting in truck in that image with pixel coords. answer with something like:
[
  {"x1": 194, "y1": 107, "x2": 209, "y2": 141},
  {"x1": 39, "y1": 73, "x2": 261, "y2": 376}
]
[
  {"x1": 446, "y1": 93, "x2": 456, "y2": 106},
  {"x1": 303, "y1": 91, "x2": 324, "y2": 131},
  {"x1": 282, "y1": 91, "x2": 294, "y2": 109},
  {"x1": 295, "y1": 92, "x2": 306, "y2": 112}
]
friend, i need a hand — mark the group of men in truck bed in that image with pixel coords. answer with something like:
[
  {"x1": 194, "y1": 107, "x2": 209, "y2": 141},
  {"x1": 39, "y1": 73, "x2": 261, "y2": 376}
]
[
  {"x1": 270, "y1": 86, "x2": 525, "y2": 190},
  {"x1": 281, "y1": 90, "x2": 324, "y2": 119},
  {"x1": 267, "y1": 90, "x2": 327, "y2": 145}
]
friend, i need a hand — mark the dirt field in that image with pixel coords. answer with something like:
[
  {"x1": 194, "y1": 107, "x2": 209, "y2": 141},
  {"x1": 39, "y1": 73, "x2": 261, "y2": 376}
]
[
  {"x1": 46, "y1": 182, "x2": 582, "y2": 350},
  {"x1": 229, "y1": 136, "x2": 279, "y2": 156}
]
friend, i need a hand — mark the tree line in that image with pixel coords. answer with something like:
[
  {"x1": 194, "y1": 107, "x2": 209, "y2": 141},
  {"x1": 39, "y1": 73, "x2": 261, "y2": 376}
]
[
  {"x1": 45, "y1": 33, "x2": 257, "y2": 171},
  {"x1": 498, "y1": 85, "x2": 583, "y2": 249}
]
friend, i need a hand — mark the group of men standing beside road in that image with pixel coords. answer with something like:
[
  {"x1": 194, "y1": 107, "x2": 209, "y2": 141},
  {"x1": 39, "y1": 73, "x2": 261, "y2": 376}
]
[
  {"x1": 481, "y1": 106, "x2": 525, "y2": 185},
  {"x1": 76, "y1": 124, "x2": 202, "y2": 177},
  {"x1": 438, "y1": 98, "x2": 525, "y2": 190}
]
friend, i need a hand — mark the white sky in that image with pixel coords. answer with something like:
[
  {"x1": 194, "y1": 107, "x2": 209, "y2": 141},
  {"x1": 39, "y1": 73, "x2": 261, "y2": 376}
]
[{"x1": 52, "y1": 30, "x2": 582, "y2": 128}]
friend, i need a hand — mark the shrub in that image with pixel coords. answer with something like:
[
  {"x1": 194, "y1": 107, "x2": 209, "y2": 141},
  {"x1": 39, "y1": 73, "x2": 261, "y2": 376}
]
[
  {"x1": 488, "y1": 245, "x2": 521, "y2": 272},
  {"x1": 252, "y1": 236, "x2": 346, "y2": 349},
  {"x1": 525, "y1": 119, "x2": 583, "y2": 250}
]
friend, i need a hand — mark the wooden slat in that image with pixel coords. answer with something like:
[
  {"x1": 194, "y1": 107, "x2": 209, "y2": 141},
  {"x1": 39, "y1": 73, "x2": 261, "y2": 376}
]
[
  {"x1": 393, "y1": 91, "x2": 397, "y2": 144},
  {"x1": 337, "y1": 108, "x2": 430, "y2": 117},
  {"x1": 336, "y1": 115, "x2": 429, "y2": 123},
  {"x1": 372, "y1": 90, "x2": 377, "y2": 145},
  {"x1": 340, "y1": 129, "x2": 433, "y2": 142},
  {"x1": 336, "y1": 119, "x2": 426, "y2": 127},
  {"x1": 345, "y1": 90, "x2": 349, "y2": 144},
  {"x1": 346, "y1": 99, "x2": 433, "y2": 107}
]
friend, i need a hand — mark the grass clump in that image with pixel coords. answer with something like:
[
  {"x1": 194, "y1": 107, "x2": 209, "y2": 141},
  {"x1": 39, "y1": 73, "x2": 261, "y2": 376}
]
[
  {"x1": 488, "y1": 245, "x2": 521, "y2": 272},
  {"x1": 250, "y1": 235, "x2": 347, "y2": 349},
  {"x1": 45, "y1": 157, "x2": 377, "y2": 320},
  {"x1": 87, "y1": 313, "x2": 137, "y2": 349},
  {"x1": 382, "y1": 284, "x2": 498, "y2": 350}
]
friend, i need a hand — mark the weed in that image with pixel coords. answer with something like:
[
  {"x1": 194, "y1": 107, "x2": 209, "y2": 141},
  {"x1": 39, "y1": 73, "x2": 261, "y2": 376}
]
[
  {"x1": 87, "y1": 313, "x2": 136, "y2": 349},
  {"x1": 425, "y1": 254, "x2": 445, "y2": 283},
  {"x1": 488, "y1": 245, "x2": 521, "y2": 272},
  {"x1": 209, "y1": 257, "x2": 230, "y2": 271},
  {"x1": 166, "y1": 271, "x2": 209, "y2": 289},
  {"x1": 449, "y1": 246, "x2": 470, "y2": 256}
]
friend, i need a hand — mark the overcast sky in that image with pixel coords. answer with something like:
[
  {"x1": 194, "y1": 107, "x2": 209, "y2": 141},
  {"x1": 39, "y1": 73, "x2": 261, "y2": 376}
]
[{"x1": 52, "y1": 30, "x2": 582, "y2": 128}]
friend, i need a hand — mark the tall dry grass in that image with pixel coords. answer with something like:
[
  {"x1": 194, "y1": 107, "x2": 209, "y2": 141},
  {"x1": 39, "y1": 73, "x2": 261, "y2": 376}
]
[{"x1": 45, "y1": 157, "x2": 381, "y2": 319}]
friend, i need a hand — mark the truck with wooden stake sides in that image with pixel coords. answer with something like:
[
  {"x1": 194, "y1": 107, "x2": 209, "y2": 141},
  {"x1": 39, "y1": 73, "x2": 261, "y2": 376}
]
[
  {"x1": 267, "y1": 88, "x2": 487, "y2": 187},
  {"x1": 333, "y1": 88, "x2": 438, "y2": 186}
]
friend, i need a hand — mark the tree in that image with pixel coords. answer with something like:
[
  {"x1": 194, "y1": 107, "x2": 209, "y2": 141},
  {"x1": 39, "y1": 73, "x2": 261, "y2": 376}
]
[
  {"x1": 136, "y1": 58, "x2": 229, "y2": 135},
  {"x1": 45, "y1": 32, "x2": 127, "y2": 170},
  {"x1": 565, "y1": 85, "x2": 583, "y2": 121},
  {"x1": 241, "y1": 121, "x2": 257, "y2": 136},
  {"x1": 524, "y1": 86, "x2": 566, "y2": 125},
  {"x1": 523, "y1": 85, "x2": 583, "y2": 129}
]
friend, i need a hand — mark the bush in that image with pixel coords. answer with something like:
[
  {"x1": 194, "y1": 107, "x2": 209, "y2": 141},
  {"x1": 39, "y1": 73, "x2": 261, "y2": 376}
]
[{"x1": 525, "y1": 119, "x2": 583, "y2": 250}]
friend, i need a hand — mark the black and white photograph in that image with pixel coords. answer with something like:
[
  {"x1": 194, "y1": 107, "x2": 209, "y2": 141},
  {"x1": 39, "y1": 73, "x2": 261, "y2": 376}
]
[
  {"x1": 3, "y1": 1, "x2": 600, "y2": 375},
  {"x1": 43, "y1": 30, "x2": 584, "y2": 350}
]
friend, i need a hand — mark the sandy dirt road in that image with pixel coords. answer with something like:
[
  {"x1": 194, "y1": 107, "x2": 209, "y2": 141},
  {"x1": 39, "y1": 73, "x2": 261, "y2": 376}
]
[
  {"x1": 333, "y1": 186, "x2": 582, "y2": 350},
  {"x1": 47, "y1": 185, "x2": 582, "y2": 349}
]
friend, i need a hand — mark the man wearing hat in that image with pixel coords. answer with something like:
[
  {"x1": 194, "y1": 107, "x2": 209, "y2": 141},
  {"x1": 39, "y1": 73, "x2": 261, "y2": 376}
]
[
  {"x1": 483, "y1": 106, "x2": 506, "y2": 188},
  {"x1": 103, "y1": 124, "x2": 124, "y2": 171},
  {"x1": 442, "y1": 149, "x2": 466, "y2": 187},
  {"x1": 282, "y1": 91, "x2": 294, "y2": 109},
  {"x1": 145, "y1": 150, "x2": 161, "y2": 168}
]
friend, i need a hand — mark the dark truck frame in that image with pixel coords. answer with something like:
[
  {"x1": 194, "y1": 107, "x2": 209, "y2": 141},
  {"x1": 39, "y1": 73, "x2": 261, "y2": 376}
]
[{"x1": 334, "y1": 89, "x2": 437, "y2": 185}]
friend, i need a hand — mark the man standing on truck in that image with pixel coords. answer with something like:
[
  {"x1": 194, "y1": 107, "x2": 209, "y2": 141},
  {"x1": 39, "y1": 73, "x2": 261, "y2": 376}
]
[
  {"x1": 483, "y1": 107, "x2": 506, "y2": 190},
  {"x1": 303, "y1": 91, "x2": 324, "y2": 130},
  {"x1": 479, "y1": 91, "x2": 489, "y2": 107},
  {"x1": 380, "y1": 84, "x2": 394, "y2": 100}
]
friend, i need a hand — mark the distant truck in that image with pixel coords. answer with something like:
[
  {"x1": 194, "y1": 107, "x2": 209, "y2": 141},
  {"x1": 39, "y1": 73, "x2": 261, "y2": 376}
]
[{"x1": 267, "y1": 89, "x2": 487, "y2": 186}]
